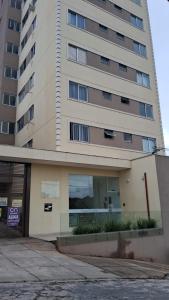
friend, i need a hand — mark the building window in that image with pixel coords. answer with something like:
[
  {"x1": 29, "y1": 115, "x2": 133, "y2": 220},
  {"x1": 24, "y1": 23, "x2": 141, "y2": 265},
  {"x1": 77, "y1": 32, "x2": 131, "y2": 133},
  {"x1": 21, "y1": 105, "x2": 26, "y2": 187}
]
[
  {"x1": 133, "y1": 41, "x2": 146, "y2": 57},
  {"x1": 6, "y1": 42, "x2": 19, "y2": 54},
  {"x1": 142, "y1": 137, "x2": 156, "y2": 153},
  {"x1": 100, "y1": 56, "x2": 110, "y2": 65},
  {"x1": 21, "y1": 17, "x2": 37, "y2": 50},
  {"x1": 130, "y1": 14, "x2": 143, "y2": 29},
  {"x1": 8, "y1": 19, "x2": 20, "y2": 32},
  {"x1": 10, "y1": 0, "x2": 21, "y2": 9},
  {"x1": 99, "y1": 24, "x2": 108, "y2": 32},
  {"x1": 70, "y1": 123, "x2": 89, "y2": 142},
  {"x1": 22, "y1": 8, "x2": 30, "y2": 28},
  {"x1": 68, "y1": 45, "x2": 87, "y2": 64},
  {"x1": 102, "y1": 91, "x2": 112, "y2": 100},
  {"x1": 0, "y1": 121, "x2": 15, "y2": 134},
  {"x1": 114, "y1": 4, "x2": 122, "y2": 11},
  {"x1": 28, "y1": 105, "x2": 34, "y2": 122},
  {"x1": 69, "y1": 175, "x2": 120, "y2": 220},
  {"x1": 17, "y1": 116, "x2": 24, "y2": 132},
  {"x1": 121, "y1": 97, "x2": 130, "y2": 104},
  {"x1": 23, "y1": 139, "x2": 33, "y2": 148},
  {"x1": 137, "y1": 71, "x2": 150, "y2": 88},
  {"x1": 3, "y1": 94, "x2": 16, "y2": 106},
  {"x1": 124, "y1": 133, "x2": 132, "y2": 143},
  {"x1": 68, "y1": 10, "x2": 85, "y2": 29},
  {"x1": 18, "y1": 73, "x2": 35, "y2": 103},
  {"x1": 104, "y1": 129, "x2": 114, "y2": 139},
  {"x1": 119, "y1": 64, "x2": 127, "y2": 72},
  {"x1": 69, "y1": 81, "x2": 88, "y2": 102},
  {"x1": 4, "y1": 67, "x2": 17, "y2": 79},
  {"x1": 20, "y1": 43, "x2": 36, "y2": 76},
  {"x1": 116, "y1": 32, "x2": 125, "y2": 41},
  {"x1": 139, "y1": 103, "x2": 153, "y2": 118}
]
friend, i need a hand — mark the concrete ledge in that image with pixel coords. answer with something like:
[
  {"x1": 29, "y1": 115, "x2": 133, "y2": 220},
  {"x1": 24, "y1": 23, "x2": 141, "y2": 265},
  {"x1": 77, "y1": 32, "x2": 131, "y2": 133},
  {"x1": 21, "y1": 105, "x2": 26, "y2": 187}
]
[
  {"x1": 56, "y1": 228, "x2": 165, "y2": 261},
  {"x1": 56, "y1": 228, "x2": 163, "y2": 247}
]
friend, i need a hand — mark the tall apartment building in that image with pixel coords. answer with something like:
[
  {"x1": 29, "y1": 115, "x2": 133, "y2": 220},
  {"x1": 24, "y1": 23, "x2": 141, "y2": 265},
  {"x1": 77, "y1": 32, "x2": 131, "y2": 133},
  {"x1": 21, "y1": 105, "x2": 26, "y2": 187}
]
[
  {"x1": 0, "y1": 0, "x2": 21, "y2": 145},
  {"x1": 0, "y1": 0, "x2": 166, "y2": 238}
]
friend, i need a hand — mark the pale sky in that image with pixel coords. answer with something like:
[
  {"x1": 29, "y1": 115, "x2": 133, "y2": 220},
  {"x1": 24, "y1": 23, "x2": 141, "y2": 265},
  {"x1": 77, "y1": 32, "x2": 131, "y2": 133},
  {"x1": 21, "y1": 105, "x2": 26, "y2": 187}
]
[{"x1": 148, "y1": 0, "x2": 169, "y2": 149}]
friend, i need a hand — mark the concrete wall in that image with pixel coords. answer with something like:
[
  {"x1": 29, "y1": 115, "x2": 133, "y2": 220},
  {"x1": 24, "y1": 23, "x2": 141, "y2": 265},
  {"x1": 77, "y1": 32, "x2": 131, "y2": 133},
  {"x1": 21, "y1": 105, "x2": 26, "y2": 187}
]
[
  {"x1": 56, "y1": 229, "x2": 169, "y2": 264},
  {"x1": 120, "y1": 155, "x2": 161, "y2": 215},
  {"x1": 55, "y1": 155, "x2": 169, "y2": 264},
  {"x1": 29, "y1": 164, "x2": 119, "y2": 236},
  {"x1": 29, "y1": 155, "x2": 162, "y2": 236}
]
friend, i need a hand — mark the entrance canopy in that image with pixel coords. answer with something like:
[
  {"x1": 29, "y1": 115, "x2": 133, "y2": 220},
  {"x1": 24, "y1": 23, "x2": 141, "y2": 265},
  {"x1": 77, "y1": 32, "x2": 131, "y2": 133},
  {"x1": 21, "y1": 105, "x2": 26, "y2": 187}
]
[{"x1": 0, "y1": 145, "x2": 131, "y2": 170}]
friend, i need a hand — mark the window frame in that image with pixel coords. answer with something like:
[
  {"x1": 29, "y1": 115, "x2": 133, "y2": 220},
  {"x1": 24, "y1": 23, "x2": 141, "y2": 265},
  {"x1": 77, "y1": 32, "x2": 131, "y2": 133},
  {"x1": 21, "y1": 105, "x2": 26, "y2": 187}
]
[
  {"x1": 2, "y1": 93, "x2": 16, "y2": 107},
  {"x1": 68, "y1": 10, "x2": 86, "y2": 29},
  {"x1": 124, "y1": 133, "x2": 132, "y2": 143},
  {"x1": 69, "y1": 81, "x2": 88, "y2": 102},
  {"x1": 70, "y1": 123, "x2": 89, "y2": 143},
  {"x1": 68, "y1": 45, "x2": 87, "y2": 64}
]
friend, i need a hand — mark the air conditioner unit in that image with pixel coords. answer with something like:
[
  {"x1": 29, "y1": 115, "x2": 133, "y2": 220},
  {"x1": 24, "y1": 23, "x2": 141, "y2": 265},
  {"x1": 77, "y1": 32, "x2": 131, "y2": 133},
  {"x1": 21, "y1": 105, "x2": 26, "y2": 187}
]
[{"x1": 104, "y1": 129, "x2": 116, "y2": 139}]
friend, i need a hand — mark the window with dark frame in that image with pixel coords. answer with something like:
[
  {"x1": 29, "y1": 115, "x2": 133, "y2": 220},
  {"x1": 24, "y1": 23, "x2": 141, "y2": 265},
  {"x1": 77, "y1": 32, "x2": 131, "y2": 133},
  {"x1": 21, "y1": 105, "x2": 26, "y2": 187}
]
[
  {"x1": 116, "y1": 32, "x2": 125, "y2": 41},
  {"x1": 102, "y1": 91, "x2": 112, "y2": 100},
  {"x1": 100, "y1": 56, "x2": 110, "y2": 65},
  {"x1": 114, "y1": 4, "x2": 122, "y2": 11},
  {"x1": 124, "y1": 133, "x2": 132, "y2": 143},
  {"x1": 119, "y1": 63, "x2": 127, "y2": 72},
  {"x1": 121, "y1": 97, "x2": 130, "y2": 104},
  {"x1": 99, "y1": 24, "x2": 108, "y2": 32}
]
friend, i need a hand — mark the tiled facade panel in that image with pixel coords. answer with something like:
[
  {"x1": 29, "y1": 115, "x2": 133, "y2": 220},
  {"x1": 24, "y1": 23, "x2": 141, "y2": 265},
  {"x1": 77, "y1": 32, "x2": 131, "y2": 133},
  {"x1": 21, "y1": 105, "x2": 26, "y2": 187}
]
[
  {"x1": 86, "y1": 0, "x2": 131, "y2": 23},
  {"x1": 90, "y1": 126, "x2": 143, "y2": 151},
  {"x1": 85, "y1": 18, "x2": 134, "y2": 52},
  {"x1": 88, "y1": 87, "x2": 140, "y2": 115},
  {"x1": 87, "y1": 51, "x2": 137, "y2": 82}
]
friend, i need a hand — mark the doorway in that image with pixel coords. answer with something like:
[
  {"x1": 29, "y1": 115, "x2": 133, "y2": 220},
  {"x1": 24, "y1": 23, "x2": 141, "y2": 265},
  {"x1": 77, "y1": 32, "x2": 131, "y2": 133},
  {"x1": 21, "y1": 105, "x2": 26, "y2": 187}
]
[{"x1": 0, "y1": 161, "x2": 31, "y2": 238}]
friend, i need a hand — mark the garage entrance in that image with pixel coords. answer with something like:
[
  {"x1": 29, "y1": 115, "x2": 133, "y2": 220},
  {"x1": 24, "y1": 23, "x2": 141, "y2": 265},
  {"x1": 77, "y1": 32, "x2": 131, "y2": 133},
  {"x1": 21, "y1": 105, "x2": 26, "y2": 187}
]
[{"x1": 0, "y1": 161, "x2": 31, "y2": 238}]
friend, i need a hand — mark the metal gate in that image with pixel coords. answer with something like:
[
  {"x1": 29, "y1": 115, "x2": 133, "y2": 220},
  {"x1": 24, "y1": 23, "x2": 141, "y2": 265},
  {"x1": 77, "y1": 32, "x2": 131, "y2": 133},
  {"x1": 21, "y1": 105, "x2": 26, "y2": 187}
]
[{"x1": 0, "y1": 161, "x2": 31, "y2": 238}]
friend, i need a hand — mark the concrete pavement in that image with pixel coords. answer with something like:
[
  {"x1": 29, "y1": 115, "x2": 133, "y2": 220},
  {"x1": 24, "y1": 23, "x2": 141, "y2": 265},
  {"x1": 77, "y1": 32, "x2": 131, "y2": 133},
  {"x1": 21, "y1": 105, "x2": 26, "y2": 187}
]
[
  {"x1": 1, "y1": 239, "x2": 169, "y2": 299},
  {"x1": 0, "y1": 238, "x2": 117, "y2": 282},
  {"x1": 71, "y1": 255, "x2": 169, "y2": 279}
]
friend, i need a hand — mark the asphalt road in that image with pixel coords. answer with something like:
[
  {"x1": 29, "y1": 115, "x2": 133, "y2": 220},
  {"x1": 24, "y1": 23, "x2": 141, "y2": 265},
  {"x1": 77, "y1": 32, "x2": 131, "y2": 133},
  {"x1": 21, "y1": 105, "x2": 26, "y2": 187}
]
[{"x1": 0, "y1": 279, "x2": 169, "y2": 300}]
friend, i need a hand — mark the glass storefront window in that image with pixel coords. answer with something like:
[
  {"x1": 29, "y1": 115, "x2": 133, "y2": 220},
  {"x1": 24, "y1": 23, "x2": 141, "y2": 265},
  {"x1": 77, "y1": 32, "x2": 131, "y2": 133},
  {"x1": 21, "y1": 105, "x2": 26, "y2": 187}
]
[{"x1": 69, "y1": 175, "x2": 120, "y2": 211}]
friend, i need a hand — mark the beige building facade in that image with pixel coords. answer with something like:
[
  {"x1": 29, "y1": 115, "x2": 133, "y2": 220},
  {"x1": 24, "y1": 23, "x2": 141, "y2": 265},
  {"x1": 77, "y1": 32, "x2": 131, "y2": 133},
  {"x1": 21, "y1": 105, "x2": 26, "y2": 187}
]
[{"x1": 0, "y1": 0, "x2": 166, "y2": 238}]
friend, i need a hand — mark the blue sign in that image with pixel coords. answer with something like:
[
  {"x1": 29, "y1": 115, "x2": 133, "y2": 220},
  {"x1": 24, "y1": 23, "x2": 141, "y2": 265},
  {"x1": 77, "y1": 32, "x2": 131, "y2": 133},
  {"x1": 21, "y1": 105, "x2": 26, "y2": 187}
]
[{"x1": 7, "y1": 207, "x2": 20, "y2": 227}]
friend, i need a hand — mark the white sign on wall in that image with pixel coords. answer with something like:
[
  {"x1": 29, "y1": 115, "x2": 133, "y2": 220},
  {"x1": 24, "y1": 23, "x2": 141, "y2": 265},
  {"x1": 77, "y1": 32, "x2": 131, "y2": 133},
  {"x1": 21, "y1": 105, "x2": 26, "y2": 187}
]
[
  {"x1": 41, "y1": 181, "x2": 60, "y2": 199},
  {"x1": 12, "y1": 199, "x2": 22, "y2": 208}
]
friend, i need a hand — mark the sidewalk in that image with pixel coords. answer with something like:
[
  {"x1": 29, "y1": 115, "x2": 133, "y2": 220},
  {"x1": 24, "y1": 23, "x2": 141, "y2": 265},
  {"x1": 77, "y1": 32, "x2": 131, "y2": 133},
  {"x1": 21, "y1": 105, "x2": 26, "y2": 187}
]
[
  {"x1": 0, "y1": 238, "x2": 117, "y2": 282},
  {"x1": 0, "y1": 238, "x2": 169, "y2": 283}
]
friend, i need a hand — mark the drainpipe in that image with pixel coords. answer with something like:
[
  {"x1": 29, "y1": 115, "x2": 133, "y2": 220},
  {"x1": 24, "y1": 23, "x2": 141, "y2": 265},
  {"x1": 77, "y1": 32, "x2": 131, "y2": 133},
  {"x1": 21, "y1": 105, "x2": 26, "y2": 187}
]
[{"x1": 144, "y1": 172, "x2": 150, "y2": 220}]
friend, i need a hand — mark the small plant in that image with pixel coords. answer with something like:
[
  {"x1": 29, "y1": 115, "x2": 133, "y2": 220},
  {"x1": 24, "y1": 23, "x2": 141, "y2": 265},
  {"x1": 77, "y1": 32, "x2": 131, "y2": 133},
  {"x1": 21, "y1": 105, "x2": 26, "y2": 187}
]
[
  {"x1": 72, "y1": 217, "x2": 157, "y2": 235},
  {"x1": 104, "y1": 220, "x2": 121, "y2": 232},
  {"x1": 120, "y1": 220, "x2": 132, "y2": 231},
  {"x1": 146, "y1": 218, "x2": 157, "y2": 229},
  {"x1": 73, "y1": 224, "x2": 102, "y2": 235},
  {"x1": 104, "y1": 220, "x2": 132, "y2": 232},
  {"x1": 136, "y1": 218, "x2": 157, "y2": 230}
]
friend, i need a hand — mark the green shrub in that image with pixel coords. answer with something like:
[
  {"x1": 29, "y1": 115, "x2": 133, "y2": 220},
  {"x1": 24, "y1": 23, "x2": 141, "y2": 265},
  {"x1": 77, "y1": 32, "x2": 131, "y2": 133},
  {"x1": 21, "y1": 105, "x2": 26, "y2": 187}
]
[
  {"x1": 136, "y1": 218, "x2": 157, "y2": 230},
  {"x1": 73, "y1": 218, "x2": 157, "y2": 235},
  {"x1": 104, "y1": 220, "x2": 132, "y2": 232},
  {"x1": 73, "y1": 224, "x2": 102, "y2": 235},
  {"x1": 104, "y1": 220, "x2": 120, "y2": 232},
  {"x1": 120, "y1": 220, "x2": 132, "y2": 231}
]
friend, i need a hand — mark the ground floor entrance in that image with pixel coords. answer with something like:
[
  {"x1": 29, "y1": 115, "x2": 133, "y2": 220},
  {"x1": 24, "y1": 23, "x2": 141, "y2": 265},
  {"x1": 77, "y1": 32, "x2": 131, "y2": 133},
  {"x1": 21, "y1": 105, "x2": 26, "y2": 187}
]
[{"x1": 0, "y1": 161, "x2": 31, "y2": 238}]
